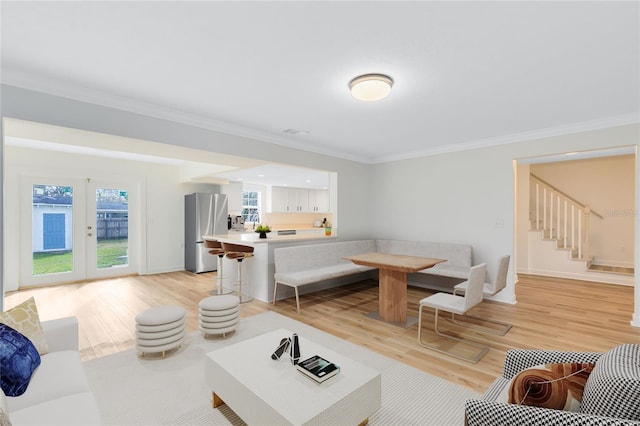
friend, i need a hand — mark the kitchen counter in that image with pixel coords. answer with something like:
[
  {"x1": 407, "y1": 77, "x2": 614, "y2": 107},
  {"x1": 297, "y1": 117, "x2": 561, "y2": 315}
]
[
  {"x1": 202, "y1": 232, "x2": 337, "y2": 302},
  {"x1": 204, "y1": 231, "x2": 335, "y2": 245}
]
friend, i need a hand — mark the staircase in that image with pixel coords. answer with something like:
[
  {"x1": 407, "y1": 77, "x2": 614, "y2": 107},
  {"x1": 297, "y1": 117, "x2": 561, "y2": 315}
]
[{"x1": 528, "y1": 174, "x2": 634, "y2": 286}]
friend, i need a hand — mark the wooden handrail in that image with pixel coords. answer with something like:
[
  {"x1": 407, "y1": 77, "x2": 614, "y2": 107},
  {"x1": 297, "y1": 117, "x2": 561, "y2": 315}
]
[{"x1": 530, "y1": 174, "x2": 603, "y2": 219}]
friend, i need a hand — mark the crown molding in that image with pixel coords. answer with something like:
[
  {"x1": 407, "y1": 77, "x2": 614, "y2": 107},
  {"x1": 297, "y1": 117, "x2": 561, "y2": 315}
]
[
  {"x1": 1, "y1": 68, "x2": 368, "y2": 163},
  {"x1": 373, "y1": 113, "x2": 640, "y2": 164},
  {"x1": 3, "y1": 68, "x2": 638, "y2": 166}
]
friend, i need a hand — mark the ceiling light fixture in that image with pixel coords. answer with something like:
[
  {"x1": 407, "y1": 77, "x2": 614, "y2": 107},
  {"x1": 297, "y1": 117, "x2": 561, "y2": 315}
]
[
  {"x1": 282, "y1": 128, "x2": 310, "y2": 136},
  {"x1": 349, "y1": 73, "x2": 393, "y2": 102}
]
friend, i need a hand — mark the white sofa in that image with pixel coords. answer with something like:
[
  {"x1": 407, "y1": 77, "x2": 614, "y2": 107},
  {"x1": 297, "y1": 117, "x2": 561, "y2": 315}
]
[
  {"x1": 4, "y1": 317, "x2": 101, "y2": 426},
  {"x1": 273, "y1": 239, "x2": 473, "y2": 312}
]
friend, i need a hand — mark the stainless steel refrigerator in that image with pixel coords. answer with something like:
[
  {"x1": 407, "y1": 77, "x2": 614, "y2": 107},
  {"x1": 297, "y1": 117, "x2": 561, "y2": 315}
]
[{"x1": 184, "y1": 193, "x2": 228, "y2": 273}]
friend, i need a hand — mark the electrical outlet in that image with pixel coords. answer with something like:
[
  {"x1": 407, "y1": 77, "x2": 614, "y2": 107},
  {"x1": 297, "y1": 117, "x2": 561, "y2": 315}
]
[{"x1": 495, "y1": 218, "x2": 504, "y2": 228}]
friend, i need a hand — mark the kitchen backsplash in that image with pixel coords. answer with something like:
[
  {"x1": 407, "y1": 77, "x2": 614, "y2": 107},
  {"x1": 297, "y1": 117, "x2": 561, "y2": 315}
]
[{"x1": 262, "y1": 213, "x2": 333, "y2": 229}]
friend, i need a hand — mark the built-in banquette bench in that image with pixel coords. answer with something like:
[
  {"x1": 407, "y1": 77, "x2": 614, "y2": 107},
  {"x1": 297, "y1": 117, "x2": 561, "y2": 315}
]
[{"x1": 273, "y1": 239, "x2": 472, "y2": 312}]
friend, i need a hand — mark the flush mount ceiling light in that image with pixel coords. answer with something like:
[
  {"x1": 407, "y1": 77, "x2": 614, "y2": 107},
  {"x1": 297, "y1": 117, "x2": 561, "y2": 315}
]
[{"x1": 349, "y1": 73, "x2": 393, "y2": 102}]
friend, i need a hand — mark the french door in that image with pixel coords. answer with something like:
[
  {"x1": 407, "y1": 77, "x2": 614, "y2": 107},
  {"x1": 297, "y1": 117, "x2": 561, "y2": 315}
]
[{"x1": 20, "y1": 176, "x2": 138, "y2": 286}]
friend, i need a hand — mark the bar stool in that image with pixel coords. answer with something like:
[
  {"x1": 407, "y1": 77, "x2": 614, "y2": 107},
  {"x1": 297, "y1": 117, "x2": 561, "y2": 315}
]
[
  {"x1": 204, "y1": 239, "x2": 232, "y2": 295},
  {"x1": 221, "y1": 242, "x2": 254, "y2": 303}
]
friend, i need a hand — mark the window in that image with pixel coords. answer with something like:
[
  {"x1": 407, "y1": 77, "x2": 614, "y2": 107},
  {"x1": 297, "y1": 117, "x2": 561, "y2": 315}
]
[{"x1": 241, "y1": 191, "x2": 260, "y2": 223}]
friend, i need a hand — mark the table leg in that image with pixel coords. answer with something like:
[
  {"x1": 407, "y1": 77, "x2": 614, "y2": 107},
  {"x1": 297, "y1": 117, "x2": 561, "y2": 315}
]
[
  {"x1": 358, "y1": 418, "x2": 369, "y2": 426},
  {"x1": 378, "y1": 269, "x2": 407, "y2": 323},
  {"x1": 212, "y1": 391, "x2": 225, "y2": 408}
]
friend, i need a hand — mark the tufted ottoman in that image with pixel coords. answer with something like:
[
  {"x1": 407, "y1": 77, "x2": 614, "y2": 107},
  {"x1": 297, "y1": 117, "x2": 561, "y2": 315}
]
[
  {"x1": 199, "y1": 295, "x2": 240, "y2": 338},
  {"x1": 135, "y1": 305, "x2": 186, "y2": 358}
]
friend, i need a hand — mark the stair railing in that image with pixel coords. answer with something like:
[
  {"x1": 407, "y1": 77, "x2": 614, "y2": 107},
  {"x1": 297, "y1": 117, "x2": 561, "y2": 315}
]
[{"x1": 530, "y1": 174, "x2": 603, "y2": 261}]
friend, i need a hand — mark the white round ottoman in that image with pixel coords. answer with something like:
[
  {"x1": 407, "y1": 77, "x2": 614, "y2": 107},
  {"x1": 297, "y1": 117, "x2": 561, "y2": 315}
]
[
  {"x1": 136, "y1": 305, "x2": 186, "y2": 358},
  {"x1": 199, "y1": 295, "x2": 240, "y2": 338}
]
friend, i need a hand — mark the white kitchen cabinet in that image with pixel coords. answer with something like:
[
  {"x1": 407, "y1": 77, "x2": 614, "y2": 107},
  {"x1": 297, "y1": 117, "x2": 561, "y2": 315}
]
[
  {"x1": 271, "y1": 187, "x2": 305, "y2": 212},
  {"x1": 270, "y1": 187, "x2": 329, "y2": 213},
  {"x1": 308, "y1": 190, "x2": 329, "y2": 212},
  {"x1": 289, "y1": 189, "x2": 309, "y2": 212},
  {"x1": 223, "y1": 182, "x2": 243, "y2": 213},
  {"x1": 271, "y1": 187, "x2": 290, "y2": 212}
]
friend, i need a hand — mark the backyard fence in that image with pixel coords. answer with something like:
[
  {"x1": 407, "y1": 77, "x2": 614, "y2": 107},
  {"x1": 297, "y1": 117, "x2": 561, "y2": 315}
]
[{"x1": 97, "y1": 218, "x2": 128, "y2": 240}]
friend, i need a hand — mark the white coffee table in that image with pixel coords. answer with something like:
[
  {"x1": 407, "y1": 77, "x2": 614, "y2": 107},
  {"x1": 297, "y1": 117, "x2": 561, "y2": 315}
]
[{"x1": 205, "y1": 328, "x2": 381, "y2": 425}]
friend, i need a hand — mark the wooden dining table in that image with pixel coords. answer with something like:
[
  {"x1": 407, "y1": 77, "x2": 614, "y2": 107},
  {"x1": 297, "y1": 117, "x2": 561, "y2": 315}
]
[{"x1": 343, "y1": 252, "x2": 446, "y2": 326}]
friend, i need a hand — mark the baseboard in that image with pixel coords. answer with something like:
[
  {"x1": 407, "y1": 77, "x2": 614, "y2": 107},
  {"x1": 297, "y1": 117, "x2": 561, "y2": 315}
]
[
  {"x1": 145, "y1": 265, "x2": 185, "y2": 275},
  {"x1": 521, "y1": 268, "x2": 634, "y2": 286},
  {"x1": 590, "y1": 259, "x2": 634, "y2": 268}
]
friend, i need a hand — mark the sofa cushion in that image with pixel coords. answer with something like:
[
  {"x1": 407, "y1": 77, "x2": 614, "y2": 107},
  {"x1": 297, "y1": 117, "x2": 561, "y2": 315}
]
[
  {"x1": 580, "y1": 343, "x2": 640, "y2": 420},
  {"x1": 0, "y1": 324, "x2": 41, "y2": 397},
  {"x1": 10, "y1": 392, "x2": 100, "y2": 426},
  {"x1": 0, "y1": 297, "x2": 49, "y2": 355},
  {"x1": 497, "y1": 363, "x2": 594, "y2": 412},
  {"x1": 6, "y1": 350, "x2": 91, "y2": 412}
]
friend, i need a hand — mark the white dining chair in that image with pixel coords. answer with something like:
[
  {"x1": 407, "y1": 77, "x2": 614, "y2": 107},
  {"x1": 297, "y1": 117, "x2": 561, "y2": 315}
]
[
  {"x1": 417, "y1": 263, "x2": 489, "y2": 363},
  {"x1": 452, "y1": 254, "x2": 512, "y2": 335}
]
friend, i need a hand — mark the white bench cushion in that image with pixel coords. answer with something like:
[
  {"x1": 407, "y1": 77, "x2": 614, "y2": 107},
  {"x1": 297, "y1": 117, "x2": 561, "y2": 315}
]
[
  {"x1": 275, "y1": 263, "x2": 373, "y2": 287},
  {"x1": 423, "y1": 263, "x2": 471, "y2": 279}
]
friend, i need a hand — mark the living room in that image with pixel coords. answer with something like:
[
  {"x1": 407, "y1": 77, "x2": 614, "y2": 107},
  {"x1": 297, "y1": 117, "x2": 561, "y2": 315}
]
[{"x1": 1, "y1": 2, "x2": 639, "y2": 425}]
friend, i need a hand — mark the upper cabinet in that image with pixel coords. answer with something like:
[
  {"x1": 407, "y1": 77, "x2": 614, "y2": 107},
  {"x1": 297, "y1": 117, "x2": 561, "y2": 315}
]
[
  {"x1": 308, "y1": 189, "x2": 329, "y2": 212},
  {"x1": 222, "y1": 181, "x2": 243, "y2": 213},
  {"x1": 270, "y1": 187, "x2": 329, "y2": 213}
]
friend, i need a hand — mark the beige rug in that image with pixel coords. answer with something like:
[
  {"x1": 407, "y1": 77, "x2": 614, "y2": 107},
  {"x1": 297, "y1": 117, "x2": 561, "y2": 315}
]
[{"x1": 84, "y1": 311, "x2": 479, "y2": 425}]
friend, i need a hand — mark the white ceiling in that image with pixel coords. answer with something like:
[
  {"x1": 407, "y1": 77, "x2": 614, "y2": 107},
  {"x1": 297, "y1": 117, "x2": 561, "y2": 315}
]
[{"x1": 1, "y1": 1, "x2": 638, "y2": 165}]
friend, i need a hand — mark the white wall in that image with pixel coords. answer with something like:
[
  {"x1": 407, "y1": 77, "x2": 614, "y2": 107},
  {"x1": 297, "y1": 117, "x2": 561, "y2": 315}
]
[
  {"x1": 0, "y1": 85, "x2": 371, "y2": 301},
  {"x1": 368, "y1": 125, "x2": 640, "y2": 307},
  {"x1": 1, "y1": 85, "x2": 638, "y2": 326},
  {"x1": 3, "y1": 145, "x2": 219, "y2": 291}
]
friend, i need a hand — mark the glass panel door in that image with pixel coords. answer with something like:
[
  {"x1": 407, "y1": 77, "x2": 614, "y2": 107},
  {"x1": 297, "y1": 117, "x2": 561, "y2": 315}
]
[
  {"x1": 21, "y1": 177, "x2": 137, "y2": 286},
  {"x1": 31, "y1": 184, "x2": 74, "y2": 276},
  {"x1": 86, "y1": 181, "x2": 136, "y2": 279},
  {"x1": 21, "y1": 178, "x2": 85, "y2": 286},
  {"x1": 95, "y1": 187, "x2": 129, "y2": 270}
]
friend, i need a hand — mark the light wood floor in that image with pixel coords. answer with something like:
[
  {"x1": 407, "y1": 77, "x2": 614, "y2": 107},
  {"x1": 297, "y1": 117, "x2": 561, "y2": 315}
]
[{"x1": 5, "y1": 272, "x2": 639, "y2": 394}]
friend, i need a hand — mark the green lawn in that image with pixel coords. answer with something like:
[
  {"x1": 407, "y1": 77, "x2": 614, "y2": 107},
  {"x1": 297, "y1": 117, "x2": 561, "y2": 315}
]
[{"x1": 33, "y1": 238, "x2": 128, "y2": 275}]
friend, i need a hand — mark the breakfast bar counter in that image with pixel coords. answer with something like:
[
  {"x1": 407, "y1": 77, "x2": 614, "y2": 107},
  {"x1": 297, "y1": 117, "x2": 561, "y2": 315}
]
[{"x1": 203, "y1": 232, "x2": 337, "y2": 302}]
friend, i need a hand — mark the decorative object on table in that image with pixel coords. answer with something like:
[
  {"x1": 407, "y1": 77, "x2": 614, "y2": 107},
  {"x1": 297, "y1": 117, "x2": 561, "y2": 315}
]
[
  {"x1": 322, "y1": 218, "x2": 332, "y2": 236},
  {"x1": 271, "y1": 337, "x2": 291, "y2": 360},
  {"x1": 255, "y1": 224, "x2": 271, "y2": 238},
  {"x1": 296, "y1": 355, "x2": 340, "y2": 383},
  {"x1": 290, "y1": 333, "x2": 300, "y2": 365},
  {"x1": 269, "y1": 332, "x2": 301, "y2": 365}
]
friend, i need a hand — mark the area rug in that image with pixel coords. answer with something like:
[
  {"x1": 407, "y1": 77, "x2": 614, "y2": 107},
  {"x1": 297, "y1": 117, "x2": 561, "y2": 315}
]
[{"x1": 84, "y1": 311, "x2": 479, "y2": 425}]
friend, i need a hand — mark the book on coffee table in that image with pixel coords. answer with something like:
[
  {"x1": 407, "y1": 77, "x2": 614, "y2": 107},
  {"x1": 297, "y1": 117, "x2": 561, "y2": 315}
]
[{"x1": 296, "y1": 355, "x2": 340, "y2": 383}]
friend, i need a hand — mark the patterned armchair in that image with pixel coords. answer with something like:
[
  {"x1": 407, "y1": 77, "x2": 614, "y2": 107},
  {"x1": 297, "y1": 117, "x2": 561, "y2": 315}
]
[{"x1": 465, "y1": 345, "x2": 640, "y2": 425}]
